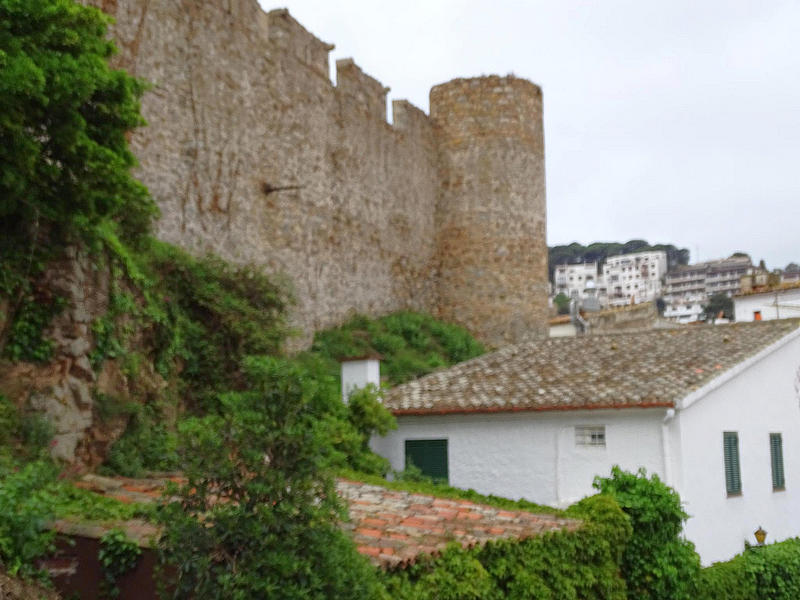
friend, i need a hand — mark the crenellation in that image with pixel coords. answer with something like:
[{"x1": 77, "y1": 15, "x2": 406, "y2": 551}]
[
  {"x1": 81, "y1": 0, "x2": 549, "y2": 349},
  {"x1": 336, "y1": 58, "x2": 390, "y2": 123},
  {"x1": 266, "y1": 8, "x2": 333, "y2": 79},
  {"x1": 391, "y1": 100, "x2": 431, "y2": 134}
]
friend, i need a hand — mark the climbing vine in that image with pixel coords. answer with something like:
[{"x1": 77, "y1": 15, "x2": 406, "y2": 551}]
[{"x1": 99, "y1": 529, "x2": 142, "y2": 598}]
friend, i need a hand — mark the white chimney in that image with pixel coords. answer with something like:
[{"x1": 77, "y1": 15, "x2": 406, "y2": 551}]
[{"x1": 340, "y1": 357, "x2": 381, "y2": 403}]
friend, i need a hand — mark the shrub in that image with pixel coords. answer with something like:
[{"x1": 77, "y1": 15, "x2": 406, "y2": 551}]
[
  {"x1": 99, "y1": 529, "x2": 141, "y2": 598},
  {"x1": 102, "y1": 409, "x2": 178, "y2": 477},
  {"x1": 157, "y1": 356, "x2": 387, "y2": 599},
  {"x1": 594, "y1": 466, "x2": 700, "y2": 600},
  {"x1": 0, "y1": 0, "x2": 155, "y2": 361},
  {"x1": 696, "y1": 553, "x2": 753, "y2": 600},
  {"x1": 0, "y1": 0, "x2": 156, "y2": 244},
  {"x1": 696, "y1": 538, "x2": 800, "y2": 600},
  {"x1": 309, "y1": 310, "x2": 485, "y2": 387},
  {"x1": 0, "y1": 460, "x2": 58, "y2": 580},
  {"x1": 383, "y1": 493, "x2": 631, "y2": 599}
]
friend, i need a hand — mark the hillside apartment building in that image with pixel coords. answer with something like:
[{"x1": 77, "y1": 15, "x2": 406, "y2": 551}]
[
  {"x1": 553, "y1": 251, "x2": 667, "y2": 309},
  {"x1": 663, "y1": 257, "x2": 753, "y2": 323}
]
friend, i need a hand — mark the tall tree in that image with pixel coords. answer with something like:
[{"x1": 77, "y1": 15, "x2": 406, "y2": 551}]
[
  {"x1": 0, "y1": 0, "x2": 156, "y2": 248},
  {"x1": 0, "y1": 0, "x2": 156, "y2": 357},
  {"x1": 159, "y1": 357, "x2": 387, "y2": 599}
]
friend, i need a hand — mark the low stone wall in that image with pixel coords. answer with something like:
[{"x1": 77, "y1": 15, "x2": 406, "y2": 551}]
[{"x1": 586, "y1": 302, "x2": 659, "y2": 333}]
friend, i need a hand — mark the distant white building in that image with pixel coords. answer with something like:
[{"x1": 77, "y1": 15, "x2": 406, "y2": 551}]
[
  {"x1": 552, "y1": 250, "x2": 666, "y2": 309},
  {"x1": 664, "y1": 257, "x2": 753, "y2": 323},
  {"x1": 553, "y1": 262, "x2": 601, "y2": 301},
  {"x1": 663, "y1": 301, "x2": 705, "y2": 324},
  {"x1": 734, "y1": 285, "x2": 800, "y2": 322},
  {"x1": 781, "y1": 266, "x2": 800, "y2": 285},
  {"x1": 371, "y1": 320, "x2": 800, "y2": 566},
  {"x1": 602, "y1": 251, "x2": 667, "y2": 307}
]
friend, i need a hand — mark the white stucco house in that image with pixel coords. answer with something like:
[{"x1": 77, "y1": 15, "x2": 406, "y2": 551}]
[
  {"x1": 734, "y1": 284, "x2": 800, "y2": 322},
  {"x1": 369, "y1": 320, "x2": 800, "y2": 565}
]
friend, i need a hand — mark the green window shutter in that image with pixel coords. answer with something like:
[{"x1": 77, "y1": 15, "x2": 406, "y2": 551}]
[
  {"x1": 723, "y1": 432, "x2": 741, "y2": 495},
  {"x1": 405, "y1": 439, "x2": 448, "y2": 483},
  {"x1": 770, "y1": 433, "x2": 785, "y2": 490}
]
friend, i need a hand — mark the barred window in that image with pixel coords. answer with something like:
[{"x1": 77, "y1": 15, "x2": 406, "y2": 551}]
[{"x1": 575, "y1": 426, "x2": 606, "y2": 447}]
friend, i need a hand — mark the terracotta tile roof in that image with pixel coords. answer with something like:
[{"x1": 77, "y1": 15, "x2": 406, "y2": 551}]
[
  {"x1": 383, "y1": 320, "x2": 800, "y2": 415},
  {"x1": 338, "y1": 479, "x2": 578, "y2": 568},
  {"x1": 53, "y1": 475, "x2": 577, "y2": 568}
]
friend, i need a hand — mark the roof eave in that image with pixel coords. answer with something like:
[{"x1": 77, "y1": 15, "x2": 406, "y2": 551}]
[{"x1": 391, "y1": 401, "x2": 675, "y2": 417}]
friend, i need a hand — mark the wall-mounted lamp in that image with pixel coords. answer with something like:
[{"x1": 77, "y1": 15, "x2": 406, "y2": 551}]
[{"x1": 754, "y1": 526, "x2": 767, "y2": 546}]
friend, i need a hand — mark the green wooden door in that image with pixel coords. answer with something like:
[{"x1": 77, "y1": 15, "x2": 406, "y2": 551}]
[{"x1": 405, "y1": 439, "x2": 448, "y2": 483}]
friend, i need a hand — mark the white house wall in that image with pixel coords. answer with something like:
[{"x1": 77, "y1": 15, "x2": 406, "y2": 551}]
[
  {"x1": 371, "y1": 408, "x2": 667, "y2": 508},
  {"x1": 675, "y1": 334, "x2": 800, "y2": 565},
  {"x1": 734, "y1": 289, "x2": 800, "y2": 322}
]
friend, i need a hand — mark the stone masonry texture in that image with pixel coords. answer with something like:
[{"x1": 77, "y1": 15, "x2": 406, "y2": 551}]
[{"x1": 81, "y1": 0, "x2": 549, "y2": 348}]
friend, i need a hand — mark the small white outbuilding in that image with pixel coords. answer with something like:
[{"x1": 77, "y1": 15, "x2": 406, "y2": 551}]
[
  {"x1": 734, "y1": 284, "x2": 800, "y2": 322},
  {"x1": 371, "y1": 320, "x2": 800, "y2": 565}
]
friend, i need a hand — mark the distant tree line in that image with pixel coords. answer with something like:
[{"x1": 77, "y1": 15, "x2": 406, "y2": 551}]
[{"x1": 548, "y1": 240, "x2": 690, "y2": 280}]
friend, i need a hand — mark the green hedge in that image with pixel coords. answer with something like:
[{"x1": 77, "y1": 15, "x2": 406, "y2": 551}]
[
  {"x1": 383, "y1": 494, "x2": 632, "y2": 600},
  {"x1": 697, "y1": 538, "x2": 800, "y2": 600},
  {"x1": 594, "y1": 467, "x2": 700, "y2": 600}
]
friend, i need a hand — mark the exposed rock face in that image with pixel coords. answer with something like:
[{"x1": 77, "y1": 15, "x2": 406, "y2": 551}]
[
  {"x1": 0, "y1": 249, "x2": 165, "y2": 467},
  {"x1": 80, "y1": 0, "x2": 549, "y2": 348}
]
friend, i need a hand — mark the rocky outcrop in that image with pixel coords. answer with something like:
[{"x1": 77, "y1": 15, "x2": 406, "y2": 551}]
[{"x1": 0, "y1": 249, "x2": 165, "y2": 468}]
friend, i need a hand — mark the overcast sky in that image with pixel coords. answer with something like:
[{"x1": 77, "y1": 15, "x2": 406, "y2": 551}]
[{"x1": 259, "y1": 1, "x2": 800, "y2": 269}]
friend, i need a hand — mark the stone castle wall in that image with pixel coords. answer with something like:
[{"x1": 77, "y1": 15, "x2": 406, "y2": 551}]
[{"x1": 84, "y1": 0, "x2": 547, "y2": 347}]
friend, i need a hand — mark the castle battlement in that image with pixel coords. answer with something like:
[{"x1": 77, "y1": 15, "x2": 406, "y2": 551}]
[
  {"x1": 336, "y1": 58, "x2": 391, "y2": 123},
  {"x1": 265, "y1": 8, "x2": 333, "y2": 79},
  {"x1": 86, "y1": 0, "x2": 548, "y2": 347}
]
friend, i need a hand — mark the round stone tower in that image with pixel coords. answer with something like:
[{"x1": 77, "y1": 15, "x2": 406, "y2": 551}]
[{"x1": 431, "y1": 75, "x2": 548, "y2": 346}]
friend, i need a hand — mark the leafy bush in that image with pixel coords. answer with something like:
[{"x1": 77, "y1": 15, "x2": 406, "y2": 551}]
[
  {"x1": 1, "y1": 293, "x2": 66, "y2": 362},
  {"x1": 696, "y1": 553, "x2": 753, "y2": 600},
  {"x1": 0, "y1": 394, "x2": 53, "y2": 462},
  {"x1": 102, "y1": 402, "x2": 179, "y2": 477},
  {"x1": 158, "y1": 356, "x2": 387, "y2": 599},
  {"x1": 0, "y1": 0, "x2": 155, "y2": 361},
  {"x1": 99, "y1": 529, "x2": 141, "y2": 598},
  {"x1": 339, "y1": 384, "x2": 396, "y2": 474},
  {"x1": 95, "y1": 236, "x2": 290, "y2": 475},
  {"x1": 0, "y1": 455, "x2": 146, "y2": 582},
  {"x1": 92, "y1": 237, "x2": 289, "y2": 407},
  {"x1": 594, "y1": 467, "x2": 701, "y2": 600},
  {"x1": 697, "y1": 538, "x2": 800, "y2": 600},
  {"x1": 383, "y1": 494, "x2": 631, "y2": 599},
  {"x1": 141, "y1": 240, "x2": 288, "y2": 405},
  {"x1": 0, "y1": 0, "x2": 156, "y2": 244},
  {"x1": 0, "y1": 460, "x2": 58, "y2": 580},
  {"x1": 309, "y1": 310, "x2": 485, "y2": 386}
]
